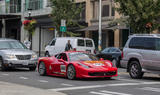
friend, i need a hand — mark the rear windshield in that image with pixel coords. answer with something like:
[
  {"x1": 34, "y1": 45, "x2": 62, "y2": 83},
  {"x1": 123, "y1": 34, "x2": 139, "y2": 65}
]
[
  {"x1": 86, "y1": 40, "x2": 93, "y2": 47},
  {"x1": 77, "y1": 39, "x2": 85, "y2": 46}
]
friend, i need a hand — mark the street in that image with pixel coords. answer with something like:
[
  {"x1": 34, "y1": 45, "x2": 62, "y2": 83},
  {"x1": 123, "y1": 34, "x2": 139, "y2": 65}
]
[{"x1": 0, "y1": 68, "x2": 160, "y2": 95}]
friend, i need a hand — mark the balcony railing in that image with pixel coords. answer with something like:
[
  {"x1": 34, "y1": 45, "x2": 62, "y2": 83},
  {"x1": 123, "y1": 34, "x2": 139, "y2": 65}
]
[{"x1": 0, "y1": 4, "x2": 21, "y2": 14}]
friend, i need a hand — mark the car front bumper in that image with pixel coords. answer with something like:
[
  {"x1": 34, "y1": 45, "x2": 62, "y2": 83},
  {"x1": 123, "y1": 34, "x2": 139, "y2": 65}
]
[
  {"x1": 3, "y1": 59, "x2": 37, "y2": 68},
  {"x1": 76, "y1": 67, "x2": 118, "y2": 78}
]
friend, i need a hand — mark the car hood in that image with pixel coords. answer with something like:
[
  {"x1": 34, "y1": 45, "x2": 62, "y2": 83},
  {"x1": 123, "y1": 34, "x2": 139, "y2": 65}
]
[
  {"x1": 0, "y1": 49, "x2": 35, "y2": 55},
  {"x1": 77, "y1": 60, "x2": 112, "y2": 68}
]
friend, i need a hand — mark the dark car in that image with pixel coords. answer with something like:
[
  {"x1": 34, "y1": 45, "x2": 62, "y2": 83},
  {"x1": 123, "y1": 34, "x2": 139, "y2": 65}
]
[{"x1": 96, "y1": 47, "x2": 122, "y2": 67}]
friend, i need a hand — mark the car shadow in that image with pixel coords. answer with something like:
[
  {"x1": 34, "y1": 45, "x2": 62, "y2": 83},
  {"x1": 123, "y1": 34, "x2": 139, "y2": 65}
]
[
  {"x1": 142, "y1": 76, "x2": 160, "y2": 81},
  {"x1": 0, "y1": 68, "x2": 34, "y2": 72}
]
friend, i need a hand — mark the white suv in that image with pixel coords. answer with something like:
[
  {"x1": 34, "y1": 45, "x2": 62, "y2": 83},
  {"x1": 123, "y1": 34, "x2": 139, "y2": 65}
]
[{"x1": 121, "y1": 34, "x2": 160, "y2": 79}]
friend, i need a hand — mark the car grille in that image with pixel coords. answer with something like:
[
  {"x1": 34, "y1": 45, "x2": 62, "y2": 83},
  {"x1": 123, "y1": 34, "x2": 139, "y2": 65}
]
[
  {"x1": 88, "y1": 71, "x2": 117, "y2": 76},
  {"x1": 16, "y1": 55, "x2": 31, "y2": 60}
]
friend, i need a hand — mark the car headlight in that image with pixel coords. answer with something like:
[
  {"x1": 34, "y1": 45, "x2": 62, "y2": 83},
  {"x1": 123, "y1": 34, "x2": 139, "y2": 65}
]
[
  {"x1": 77, "y1": 62, "x2": 90, "y2": 69},
  {"x1": 32, "y1": 54, "x2": 37, "y2": 59},
  {"x1": 105, "y1": 61, "x2": 112, "y2": 67},
  {"x1": 5, "y1": 54, "x2": 16, "y2": 59}
]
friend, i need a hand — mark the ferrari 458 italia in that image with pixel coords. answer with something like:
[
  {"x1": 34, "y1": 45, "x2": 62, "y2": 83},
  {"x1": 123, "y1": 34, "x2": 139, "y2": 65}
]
[{"x1": 38, "y1": 51, "x2": 118, "y2": 79}]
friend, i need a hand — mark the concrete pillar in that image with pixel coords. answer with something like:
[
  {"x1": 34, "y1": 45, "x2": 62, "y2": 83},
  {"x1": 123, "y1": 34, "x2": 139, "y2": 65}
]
[
  {"x1": 2, "y1": 19, "x2": 6, "y2": 38},
  {"x1": 114, "y1": 29, "x2": 120, "y2": 47}
]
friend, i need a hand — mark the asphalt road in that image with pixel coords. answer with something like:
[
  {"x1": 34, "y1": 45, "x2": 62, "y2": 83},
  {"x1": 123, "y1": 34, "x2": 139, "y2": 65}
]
[{"x1": 0, "y1": 68, "x2": 160, "y2": 95}]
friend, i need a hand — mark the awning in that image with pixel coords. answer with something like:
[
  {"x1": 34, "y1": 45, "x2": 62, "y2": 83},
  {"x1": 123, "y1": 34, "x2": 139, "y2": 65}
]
[
  {"x1": 77, "y1": 24, "x2": 128, "y2": 31},
  {"x1": 0, "y1": 14, "x2": 21, "y2": 19}
]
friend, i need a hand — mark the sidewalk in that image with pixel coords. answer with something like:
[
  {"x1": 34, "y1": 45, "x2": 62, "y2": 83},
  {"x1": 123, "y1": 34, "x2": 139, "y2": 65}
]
[{"x1": 0, "y1": 81, "x2": 66, "y2": 95}]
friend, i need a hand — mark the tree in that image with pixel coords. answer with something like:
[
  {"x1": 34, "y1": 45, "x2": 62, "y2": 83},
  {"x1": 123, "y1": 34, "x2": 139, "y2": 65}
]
[
  {"x1": 50, "y1": 0, "x2": 82, "y2": 37},
  {"x1": 114, "y1": 0, "x2": 160, "y2": 33}
]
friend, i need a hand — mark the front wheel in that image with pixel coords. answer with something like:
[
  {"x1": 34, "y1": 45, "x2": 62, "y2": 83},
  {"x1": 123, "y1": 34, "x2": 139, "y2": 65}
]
[
  {"x1": 38, "y1": 62, "x2": 46, "y2": 76},
  {"x1": 67, "y1": 65, "x2": 76, "y2": 80},
  {"x1": 0, "y1": 57, "x2": 7, "y2": 71},
  {"x1": 129, "y1": 61, "x2": 144, "y2": 79}
]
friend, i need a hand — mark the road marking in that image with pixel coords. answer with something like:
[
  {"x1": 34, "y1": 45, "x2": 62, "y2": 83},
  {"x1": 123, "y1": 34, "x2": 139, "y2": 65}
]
[
  {"x1": 61, "y1": 83, "x2": 73, "y2": 86},
  {"x1": 19, "y1": 77, "x2": 28, "y2": 80},
  {"x1": 90, "y1": 91, "x2": 111, "y2": 95},
  {"x1": 140, "y1": 87, "x2": 160, "y2": 92},
  {"x1": 38, "y1": 80, "x2": 48, "y2": 83},
  {"x1": 90, "y1": 90, "x2": 132, "y2": 95},
  {"x1": 2, "y1": 74, "x2": 9, "y2": 76},
  {"x1": 49, "y1": 82, "x2": 160, "y2": 91}
]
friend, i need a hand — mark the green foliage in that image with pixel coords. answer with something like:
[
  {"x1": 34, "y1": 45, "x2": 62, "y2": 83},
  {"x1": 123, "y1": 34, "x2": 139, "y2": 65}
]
[
  {"x1": 114, "y1": 0, "x2": 160, "y2": 33},
  {"x1": 50, "y1": 0, "x2": 82, "y2": 37}
]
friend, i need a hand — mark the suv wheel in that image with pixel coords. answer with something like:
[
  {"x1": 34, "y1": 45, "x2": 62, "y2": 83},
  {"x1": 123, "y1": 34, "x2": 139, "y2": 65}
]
[{"x1": 129, "y1": 61, "x2": 144, "y2": 79}]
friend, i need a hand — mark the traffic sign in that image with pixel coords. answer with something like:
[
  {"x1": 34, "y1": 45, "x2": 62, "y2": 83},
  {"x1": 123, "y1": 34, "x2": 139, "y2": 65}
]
[{"x1": 60, "y1": 26, "x2": 66, "y2": 32}]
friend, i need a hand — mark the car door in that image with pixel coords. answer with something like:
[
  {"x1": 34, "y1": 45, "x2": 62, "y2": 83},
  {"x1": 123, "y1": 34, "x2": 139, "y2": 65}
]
[
  {"x1": 85, "y1": 39, "x2": 94, "y2": 53},
  {"x1": 151, "y1": 38, "x2": 160, "y2": 71},
  {"x1": 52, "y1": 53, "x2": 68, "y2": 74},
  {"x1": 76, "y1": 39, "x2": 85, "y2": 51}
]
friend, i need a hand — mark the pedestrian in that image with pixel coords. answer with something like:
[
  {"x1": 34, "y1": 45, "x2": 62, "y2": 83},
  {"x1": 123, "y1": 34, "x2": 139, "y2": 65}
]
[{"x1": 65, "y1": 40, "x2": 73, "y2": 51}]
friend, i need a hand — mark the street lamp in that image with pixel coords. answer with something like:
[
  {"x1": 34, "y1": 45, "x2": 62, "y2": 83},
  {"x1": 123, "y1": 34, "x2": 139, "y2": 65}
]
[
  {"x1": 98, "y1": 0, "x2": 102, "y2": 51},
  {"x1": 28, "y1": 8, "x2": 32, "y2": 20}
]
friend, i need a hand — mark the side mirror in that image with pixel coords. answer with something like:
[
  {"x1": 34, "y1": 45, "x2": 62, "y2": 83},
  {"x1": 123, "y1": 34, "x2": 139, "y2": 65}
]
[
  {"x1": 100, "y1": 58, "x2": 104, "y2": 61},
  {"x1": 58, "y1": 59, "x2": 65, "y2": 62}
]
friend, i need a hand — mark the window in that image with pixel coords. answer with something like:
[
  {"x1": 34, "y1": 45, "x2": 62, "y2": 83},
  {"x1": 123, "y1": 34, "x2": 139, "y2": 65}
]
[
  {"x1": 77, "y1": 39, "x2": 85, "y2": 46},
  {"x1": 50, "y1": 39, "x2": 56, "y2": 46},
  {"x1": 129, "y1": 37, "x2": 155, "y2": 50},
  {"x1": 111, "y1": 7, "x2": 115, "y2": 16},
  {"x1": 86, "y1": 40, "x2": 93, "y2": 47},
  {"x1": 155, "y1": 38, "x2": 160, "y2": 50},
  {"x1": 129, "y1": 37, "x2": 144, "y2": 49},
  {"x1": 102, "y1": 5, "x2": 109, "y2": 17},
  {"x1": 57, "y1": 53, "x2": 68, "y2": 61},
  {"x1": 143, "y1": 38, "x2": 155, "y2": 50}
]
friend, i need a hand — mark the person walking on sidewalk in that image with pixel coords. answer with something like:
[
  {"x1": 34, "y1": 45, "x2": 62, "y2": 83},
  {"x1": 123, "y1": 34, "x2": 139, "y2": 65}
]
[{"x1": 65, "y1": 40, "x2": 73, "y2": 51}]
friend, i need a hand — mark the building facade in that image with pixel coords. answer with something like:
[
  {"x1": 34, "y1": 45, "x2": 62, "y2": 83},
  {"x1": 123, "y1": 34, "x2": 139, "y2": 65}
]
[{"x1": 0, "y1": 0, "x2": 129, "y2": 54}]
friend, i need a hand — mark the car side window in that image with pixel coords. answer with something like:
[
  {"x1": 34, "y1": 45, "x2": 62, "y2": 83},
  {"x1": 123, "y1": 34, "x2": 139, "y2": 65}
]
[
  {"x1": 143, "y1": 38, "x2": 155, "y2": 50},
  {"x1": 155, "y1": 38, "x2": 160, "y2": 50},
  {"x1": 86, "y1": 40, "x2": 93, "y2": 47},
  {"x1": 57, "y1": 53, "x2": 68, "y2": 61},
  {"x1": 50, "y1": 39, "x2": 56, "y2": 46},
  {"x1": 129, "y1": 37, "x2": 144, "y2": 49},
  {"x1": 77, "y1": 39, "x2": 85, "y2": 46}
]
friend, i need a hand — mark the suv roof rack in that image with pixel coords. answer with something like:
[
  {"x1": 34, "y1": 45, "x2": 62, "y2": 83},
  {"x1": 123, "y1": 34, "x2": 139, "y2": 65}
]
[{"x1": 130, "y1": 34, "x2": 160, "y2": 37}]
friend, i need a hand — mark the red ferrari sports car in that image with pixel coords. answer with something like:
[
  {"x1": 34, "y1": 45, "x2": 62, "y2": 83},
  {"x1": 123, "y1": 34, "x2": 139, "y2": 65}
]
[{"x1": 38, "y1": 51, "x2": 118, "y2": 79}]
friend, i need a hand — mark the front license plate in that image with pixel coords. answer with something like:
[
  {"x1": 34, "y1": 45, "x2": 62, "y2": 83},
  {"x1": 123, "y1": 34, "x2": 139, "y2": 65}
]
[{"x1": 23, "y1": 62, "x2": 28, "y2": 66}]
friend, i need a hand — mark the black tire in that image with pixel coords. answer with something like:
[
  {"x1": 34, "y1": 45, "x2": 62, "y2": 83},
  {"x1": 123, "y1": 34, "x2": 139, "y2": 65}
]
[
  {"x1": 67, "y1": 65, "x2": 76, "y2": 80},
  {"x1": 29, "y1": 66, "x2": 36, "y2": 71},
  {"x1": 129, "y1": 61, "x2": 144, "y2": 79},
  {"x1": 38, "y1": 62, "x2": 46, "y2": 76},
  {"x1": 0, "y1": 57, "x2": 7, "y2": 71},
  {"x1": 45, "y1": 52, "x2": 50, "y2": 57}
]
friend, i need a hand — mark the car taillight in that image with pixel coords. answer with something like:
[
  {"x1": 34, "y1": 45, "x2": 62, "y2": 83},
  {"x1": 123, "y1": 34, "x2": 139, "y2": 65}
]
[
  {"x1": 73, "y1": 48, "x2": 76, "y2": 51},
  {"x1": 94, "y1": 49, "x2": 96, "y2": 54},
  {"x1": 121, "y1": 51, "x2": 124, "y2": 59}
]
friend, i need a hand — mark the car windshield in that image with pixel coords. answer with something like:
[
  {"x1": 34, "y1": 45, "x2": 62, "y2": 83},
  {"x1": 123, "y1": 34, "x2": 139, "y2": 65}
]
[
  {"x1": 69, "y1": 52, "x2": 98, "y2": 61},
  {"x1": 0, "y1": 41, "x2": 27, "y2": 49}
]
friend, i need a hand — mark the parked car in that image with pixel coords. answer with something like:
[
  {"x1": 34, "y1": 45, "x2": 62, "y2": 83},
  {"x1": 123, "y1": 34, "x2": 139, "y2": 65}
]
[
  {"x1": 0, "y1": 38, "x2": 37, "y2": 71},
  {"x1": 121, "y1": 34, "x2": 160, "y2": 79},
  {"x1": 96, "y1": 47, "x2": 122, "y2": 67},
  {"x1": 45, "y1": 37, "x2": 95, "y2": 56},
  {"x1": 38, "y1": 51, "x2": 117, "y2": 79}
]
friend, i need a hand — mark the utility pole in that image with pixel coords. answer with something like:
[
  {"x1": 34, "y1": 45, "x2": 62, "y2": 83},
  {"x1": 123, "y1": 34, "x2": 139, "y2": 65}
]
[{"x1": 98, "y1": 0, "x2": 102, "y2": 51}]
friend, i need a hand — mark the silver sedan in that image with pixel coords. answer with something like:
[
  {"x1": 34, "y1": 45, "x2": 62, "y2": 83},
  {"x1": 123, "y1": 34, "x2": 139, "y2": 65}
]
[{"x1": 0, "y1": 38, "x2": 38, "y2": 71}]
